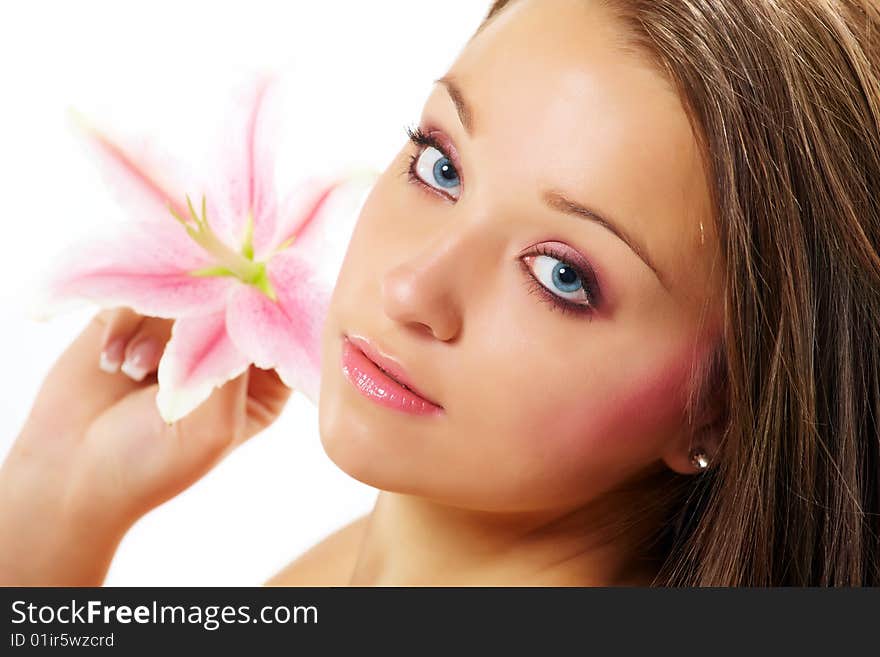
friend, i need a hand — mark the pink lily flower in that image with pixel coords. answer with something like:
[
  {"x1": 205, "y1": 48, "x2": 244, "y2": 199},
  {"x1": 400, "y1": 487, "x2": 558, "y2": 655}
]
[{"x1": 37, "y1": 76, "x2": 374, "y2": 423}]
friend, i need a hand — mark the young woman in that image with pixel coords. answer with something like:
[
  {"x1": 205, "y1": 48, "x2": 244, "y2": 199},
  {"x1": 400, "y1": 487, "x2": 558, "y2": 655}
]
[{"x1": 2, "y1": 0, "x2": 878, "y2": 586}]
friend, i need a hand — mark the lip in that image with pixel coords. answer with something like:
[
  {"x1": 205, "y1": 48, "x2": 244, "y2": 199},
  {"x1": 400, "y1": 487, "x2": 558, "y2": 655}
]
[{"x1": 341, "y1": 333, "x2": 444, "y2": 416}]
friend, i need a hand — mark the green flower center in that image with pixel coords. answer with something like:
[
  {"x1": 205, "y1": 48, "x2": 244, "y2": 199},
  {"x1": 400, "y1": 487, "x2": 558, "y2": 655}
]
[{"x1": 170, "y1": 196, "x2": 285, "y2": 301}]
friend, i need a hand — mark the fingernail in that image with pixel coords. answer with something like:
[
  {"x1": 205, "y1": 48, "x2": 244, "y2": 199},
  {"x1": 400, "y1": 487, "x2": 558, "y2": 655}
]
[
  {"x1": 121, "y1": 339, "x2": 158, "y2": 382},
  {"x1": 99, "y1": 339, "x2": 125, "y2": 373}
]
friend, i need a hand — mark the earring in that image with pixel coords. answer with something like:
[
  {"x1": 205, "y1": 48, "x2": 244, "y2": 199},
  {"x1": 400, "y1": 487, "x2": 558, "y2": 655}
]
[{"x1": 689, "y1": 447, "x2": 710, "y2": 471}]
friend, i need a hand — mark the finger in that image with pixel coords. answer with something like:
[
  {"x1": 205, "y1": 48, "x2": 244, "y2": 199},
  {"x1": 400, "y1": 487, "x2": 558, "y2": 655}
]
[
  {"x1": 84, "y1": 370, "x2": 253, "y2": 518},
  {"x1": 242, "y1": 366, "x2": 293, "y2": 444},
  {"x1": 97, "y1": 308, "x2": 144, "y2": 374},
  {"x1": 89, "y1": 372, "x2": 248, "y2": 515},
  {"x1": 120, "y1": 317, "x2": 174, "y2": 382},
  {"x1": 27, "y1": 312, "x2": 147, "y2": 439},
  {"x1": 175, "y1": 369, "x2": 250, "y2": 462},
  {"x1": 82, "y1": 367, "x2": 292, "y2": 522}
]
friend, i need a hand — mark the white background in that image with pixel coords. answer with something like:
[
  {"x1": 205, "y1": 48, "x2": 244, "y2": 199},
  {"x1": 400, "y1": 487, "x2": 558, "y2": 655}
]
[{"x1": 0, "y1": 1, "x2": 488, "y2": 585}]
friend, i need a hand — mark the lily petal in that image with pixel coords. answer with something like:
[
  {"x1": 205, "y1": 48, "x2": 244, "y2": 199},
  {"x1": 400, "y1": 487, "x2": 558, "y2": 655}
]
[
  {"x1": 225, "y1": 174, "x2": 374, "y2": 402},
  {"x1": 203, "y1": 75, "x2": 282, "y2": 255},
  {"x1": 157, "y1": 311, "x2": 251, "y2": 423},
  {"x1": 225, "y1": 250, "x2": 328, "y2": 403},
  {"x1": 270, "y1": 170, "x2": 376, "y2": 287},
  {"x1": 38, "y1": 221, "x2": 234, "y2": 319},
  {"x1": 69, "y1": 110, "x2": 208, "y2": 242}
]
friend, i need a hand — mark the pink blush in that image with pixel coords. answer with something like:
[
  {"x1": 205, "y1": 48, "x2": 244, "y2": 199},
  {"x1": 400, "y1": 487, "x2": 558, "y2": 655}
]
[{"x1": 541, "y1": 347, "x2": 699, "y2": 464}]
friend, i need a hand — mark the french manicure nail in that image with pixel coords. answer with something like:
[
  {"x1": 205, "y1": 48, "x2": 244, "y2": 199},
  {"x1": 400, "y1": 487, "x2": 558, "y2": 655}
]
[
  {"x1": 99, "y1": 339, "x2": 125, "y2": 373},
  {"x1": 121, "y1": 340, "x2": 158, "y2": 382}
]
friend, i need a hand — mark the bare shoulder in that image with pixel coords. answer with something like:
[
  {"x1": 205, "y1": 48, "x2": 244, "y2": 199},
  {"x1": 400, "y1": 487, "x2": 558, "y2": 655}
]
[{"x1": 263, "y1": 514, "x2": 369, "y2": 586}]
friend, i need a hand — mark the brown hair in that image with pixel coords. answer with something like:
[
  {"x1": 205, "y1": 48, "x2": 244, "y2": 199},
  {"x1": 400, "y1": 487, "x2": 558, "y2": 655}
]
[{"x1": 480, "y1": 0, "x2": 880, "y2": 585}]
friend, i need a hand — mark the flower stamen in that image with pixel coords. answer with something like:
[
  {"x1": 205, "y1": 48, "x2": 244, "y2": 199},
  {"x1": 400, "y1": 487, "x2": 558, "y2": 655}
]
[{"x1": 170, "y1": 195, "x2": 277, "y2": 301}]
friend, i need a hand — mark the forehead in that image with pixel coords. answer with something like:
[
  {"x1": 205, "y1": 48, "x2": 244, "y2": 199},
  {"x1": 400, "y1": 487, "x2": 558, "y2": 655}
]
[{"x1": 442, "y1": 0, "x2": 720, "y2": 312}]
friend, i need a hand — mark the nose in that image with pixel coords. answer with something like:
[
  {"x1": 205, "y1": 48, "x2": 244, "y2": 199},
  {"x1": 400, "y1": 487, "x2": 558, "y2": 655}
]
[{"x1": 381, "y1": 239, "x2": 464, "y2": 342}]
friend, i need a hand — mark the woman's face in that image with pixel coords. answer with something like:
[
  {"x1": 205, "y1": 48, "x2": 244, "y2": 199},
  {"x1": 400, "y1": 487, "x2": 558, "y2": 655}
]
[{"x1": 318, "y1": 0, "x2": 723, "y2": 513}]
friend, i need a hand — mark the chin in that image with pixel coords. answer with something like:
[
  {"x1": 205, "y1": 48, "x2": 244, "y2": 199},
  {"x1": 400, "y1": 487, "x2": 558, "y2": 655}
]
[{"x1": 318, "y1": 378, "x2": 466, "y2": 504}]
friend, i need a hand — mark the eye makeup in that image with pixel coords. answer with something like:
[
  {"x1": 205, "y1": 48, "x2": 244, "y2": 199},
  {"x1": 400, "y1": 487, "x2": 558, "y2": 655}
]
[
  {"x1": 403, "y1": 125, "x2": 463, "y2": 202},
  {"x1": 519, "y1": 243, "x2": 600, "y2": 317}
]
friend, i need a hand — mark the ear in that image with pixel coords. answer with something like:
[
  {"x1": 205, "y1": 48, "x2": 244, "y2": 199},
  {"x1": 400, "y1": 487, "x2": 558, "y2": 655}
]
[
  {"x1": 661, "y1": 409, "x2": 725, "y2": 475},
  {"x1": 661, "y1": 358, "x2": 728, "y2": 475}
]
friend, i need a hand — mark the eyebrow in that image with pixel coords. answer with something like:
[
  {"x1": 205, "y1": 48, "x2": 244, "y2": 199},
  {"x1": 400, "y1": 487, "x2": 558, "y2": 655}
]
[
  {"x1": 434, "y1": 75, "x2": 669, "y2": 291},
  {"x1": 543, "y1": 191, "x2": 669, "y2": 291}
]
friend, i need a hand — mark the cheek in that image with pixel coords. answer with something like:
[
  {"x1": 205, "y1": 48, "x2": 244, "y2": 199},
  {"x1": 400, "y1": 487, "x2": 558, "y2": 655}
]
[
  {"x1": 437, "y1": 347, "x2": 692, "y2": 512},
  {"x1": 326, "y1": 178, "x2": 396, "y2": 304},
  {"x1": 589, "y1": 352, "x2": 693, "y2": 447},
  {"x1": 488, "y1": 341, "x2": 694, "y2": 488}
]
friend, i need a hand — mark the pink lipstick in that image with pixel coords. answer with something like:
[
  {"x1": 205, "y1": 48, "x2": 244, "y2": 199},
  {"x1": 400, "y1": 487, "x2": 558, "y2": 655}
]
[{"x1": 341, "y1": 334, "x2": 444, "y2": 416}]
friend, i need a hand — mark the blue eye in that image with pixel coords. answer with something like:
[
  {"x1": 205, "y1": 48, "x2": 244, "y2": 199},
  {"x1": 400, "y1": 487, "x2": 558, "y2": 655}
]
[
  {"x1": 413, "y1": 146, "x2": 462, "y2": 199},
  {"x1": 526, "y1": 254, "x2": 595, "y2": 309},
  {"x1": 404, "y1": 125, "x2": 463, "y2": 201}
]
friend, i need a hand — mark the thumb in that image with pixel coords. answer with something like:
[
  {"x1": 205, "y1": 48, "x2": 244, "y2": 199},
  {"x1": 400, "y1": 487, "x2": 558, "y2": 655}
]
[{"x1": 83, "y1": 370, "x2": 253, "y2": 521}]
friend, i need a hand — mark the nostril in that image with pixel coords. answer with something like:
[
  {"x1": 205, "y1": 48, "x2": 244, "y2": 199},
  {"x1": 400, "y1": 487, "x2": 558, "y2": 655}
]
[{"x1": 411, "y1": 322, "x2": 437, "y2": 339}]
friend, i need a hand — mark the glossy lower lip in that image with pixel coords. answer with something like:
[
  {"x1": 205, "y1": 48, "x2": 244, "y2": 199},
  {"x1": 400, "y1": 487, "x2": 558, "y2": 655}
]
[{"x1": 340, "y1": 336, "x2": 444, "y2": 416}]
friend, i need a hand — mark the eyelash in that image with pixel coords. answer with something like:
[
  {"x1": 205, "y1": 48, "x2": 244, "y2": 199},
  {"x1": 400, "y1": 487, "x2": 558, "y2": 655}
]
[
  {"x1": 403, "y1": 125, "x2": 458, "y2": 201},
  {"x1": 518, "y1": 246, "x2": 599, "y2": 318},
  {"x1": 402, "y1": 123, "x2": 599, "y2": 318}
]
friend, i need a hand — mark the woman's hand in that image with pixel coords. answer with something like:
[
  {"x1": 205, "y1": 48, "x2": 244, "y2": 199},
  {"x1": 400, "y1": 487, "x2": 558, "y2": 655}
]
[{"x1": 0, "y1": 308, "x2": 293, "y2": 585}]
